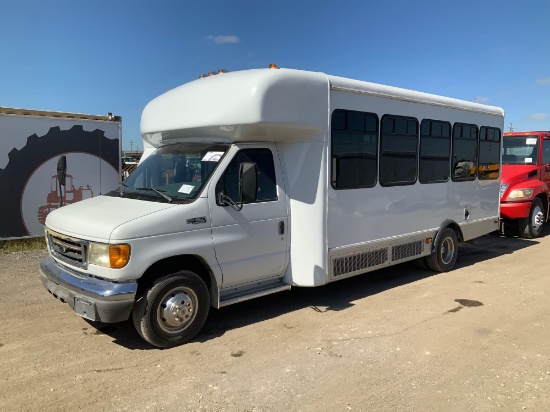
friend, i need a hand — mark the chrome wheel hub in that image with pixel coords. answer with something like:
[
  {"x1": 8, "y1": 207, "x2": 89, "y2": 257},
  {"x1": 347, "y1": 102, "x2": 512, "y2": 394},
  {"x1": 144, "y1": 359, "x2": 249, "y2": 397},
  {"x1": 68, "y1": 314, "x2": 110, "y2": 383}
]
[
  {"x1": 533, "y1": 208, "x2": 544, "y2": 230},
  {"x1": 440, "y1": 237, "x2": 455, "y2": 265},
  {"x1": 157, "y1": 289, "x2": 197, "y2": 333}
]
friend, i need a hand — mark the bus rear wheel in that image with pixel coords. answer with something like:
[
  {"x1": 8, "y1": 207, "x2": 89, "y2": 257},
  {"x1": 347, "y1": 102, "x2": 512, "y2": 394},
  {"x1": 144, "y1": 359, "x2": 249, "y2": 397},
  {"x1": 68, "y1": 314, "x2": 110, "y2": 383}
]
[
  {"x1": 518, "y1": 198, "x2": 544, "y2": 239},
  {"x1": 426, "y1": 228, "x2": 458, "y2": 272}
]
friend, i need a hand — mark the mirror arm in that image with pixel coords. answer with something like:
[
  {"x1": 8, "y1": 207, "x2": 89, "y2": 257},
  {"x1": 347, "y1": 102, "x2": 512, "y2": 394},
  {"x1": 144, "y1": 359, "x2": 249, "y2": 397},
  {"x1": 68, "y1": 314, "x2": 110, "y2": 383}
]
[{"x1": 218, "y1": 192, "x2": 243, "y2": 211}]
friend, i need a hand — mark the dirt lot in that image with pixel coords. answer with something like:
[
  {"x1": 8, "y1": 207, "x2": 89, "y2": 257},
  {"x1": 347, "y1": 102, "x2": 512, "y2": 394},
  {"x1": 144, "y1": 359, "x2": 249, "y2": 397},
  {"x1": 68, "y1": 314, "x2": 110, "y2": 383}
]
[{"x1": 1, "y1": 230, "x2": 550, "y2": 412}]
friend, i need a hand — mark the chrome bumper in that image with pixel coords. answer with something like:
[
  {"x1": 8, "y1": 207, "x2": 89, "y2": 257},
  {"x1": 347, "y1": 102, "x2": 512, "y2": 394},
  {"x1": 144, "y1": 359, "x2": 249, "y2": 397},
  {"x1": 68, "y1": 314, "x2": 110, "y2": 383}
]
[{"x1": 39, "y1": 256, "x2": 137, "y2": 323}]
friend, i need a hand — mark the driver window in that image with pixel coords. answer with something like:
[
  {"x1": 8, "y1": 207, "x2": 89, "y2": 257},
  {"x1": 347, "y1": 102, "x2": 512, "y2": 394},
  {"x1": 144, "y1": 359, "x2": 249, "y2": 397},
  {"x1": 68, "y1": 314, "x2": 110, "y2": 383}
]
[{"x1": 217, "y1": 148, "x2": 278, "y2": 204}]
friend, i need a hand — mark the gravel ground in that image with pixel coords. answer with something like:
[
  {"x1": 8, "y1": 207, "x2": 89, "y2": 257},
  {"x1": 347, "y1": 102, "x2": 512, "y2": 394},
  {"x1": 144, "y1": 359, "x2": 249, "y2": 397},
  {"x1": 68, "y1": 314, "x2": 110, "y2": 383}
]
[{"x1": 0, "y1": 230, "x2": 549, "y2": 411}]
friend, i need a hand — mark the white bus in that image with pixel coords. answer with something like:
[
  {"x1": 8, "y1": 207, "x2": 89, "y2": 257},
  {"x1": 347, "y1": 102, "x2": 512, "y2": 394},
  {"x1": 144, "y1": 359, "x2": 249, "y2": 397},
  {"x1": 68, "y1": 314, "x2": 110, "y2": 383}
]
[{"x1": 40, "y1": 67, "x2": 504, "y2": 347}]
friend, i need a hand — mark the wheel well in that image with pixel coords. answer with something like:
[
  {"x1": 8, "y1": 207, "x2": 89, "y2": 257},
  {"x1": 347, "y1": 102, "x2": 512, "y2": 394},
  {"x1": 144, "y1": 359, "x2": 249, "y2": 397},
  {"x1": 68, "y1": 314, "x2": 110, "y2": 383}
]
[
  {"x1": 441, "y1": 221, "x2": 463, "y2": 243},
  {"x1": 136, "y1": 255, "x2": 214, "y2": 299}
]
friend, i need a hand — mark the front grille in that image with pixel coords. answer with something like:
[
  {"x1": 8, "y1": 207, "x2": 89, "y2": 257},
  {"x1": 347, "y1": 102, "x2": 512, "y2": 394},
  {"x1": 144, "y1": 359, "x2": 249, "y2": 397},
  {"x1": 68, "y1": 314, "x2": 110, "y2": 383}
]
[
  {"x1": 333, "y1": 248, "x2": 388, "y2": 277},
  {"x1": 392, "y1": 241, "x2": 423, "y2": 261},
  {"x1": 48, "y1": 230, "x2": 88, "y2": 268}
]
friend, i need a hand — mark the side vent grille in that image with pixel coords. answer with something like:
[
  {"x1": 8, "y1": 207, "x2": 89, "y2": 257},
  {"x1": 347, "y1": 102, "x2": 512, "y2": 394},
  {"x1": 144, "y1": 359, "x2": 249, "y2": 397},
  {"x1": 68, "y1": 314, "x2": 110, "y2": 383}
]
[
  {"x1": 392, "y1": 241, "x2": 423, "y2": 261},
  {"x1": 333, "y1": 248, "x2": 388, "y2": 277}
]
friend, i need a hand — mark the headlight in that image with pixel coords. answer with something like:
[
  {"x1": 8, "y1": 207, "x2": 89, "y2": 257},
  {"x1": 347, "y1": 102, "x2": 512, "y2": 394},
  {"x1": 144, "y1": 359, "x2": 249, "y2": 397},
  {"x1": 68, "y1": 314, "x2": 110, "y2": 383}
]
[
  {"x1": 507, "y1": 188, "x2": 534, "y2": 200},
  {"x1": 88, "y1": 242, "x2": 131, "y2": 268}
]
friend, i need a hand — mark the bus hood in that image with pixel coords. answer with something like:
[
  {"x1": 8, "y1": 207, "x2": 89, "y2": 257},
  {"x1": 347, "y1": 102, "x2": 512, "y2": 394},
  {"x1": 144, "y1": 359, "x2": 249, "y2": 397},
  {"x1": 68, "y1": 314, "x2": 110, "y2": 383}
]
[
  {"x1": 501, "y1": 165, "x2": 540, "y2": 185},
  {"x1": 45, "y1": 196, "x2": 206, "y2": 241}
]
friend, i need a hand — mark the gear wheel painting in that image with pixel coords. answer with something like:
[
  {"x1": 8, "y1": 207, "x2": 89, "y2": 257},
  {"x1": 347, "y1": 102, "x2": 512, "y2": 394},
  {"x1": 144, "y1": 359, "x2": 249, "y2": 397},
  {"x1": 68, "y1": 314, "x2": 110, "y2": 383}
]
[{"x1": 0, "y1": 125, "x2": 119, "y2": 238}]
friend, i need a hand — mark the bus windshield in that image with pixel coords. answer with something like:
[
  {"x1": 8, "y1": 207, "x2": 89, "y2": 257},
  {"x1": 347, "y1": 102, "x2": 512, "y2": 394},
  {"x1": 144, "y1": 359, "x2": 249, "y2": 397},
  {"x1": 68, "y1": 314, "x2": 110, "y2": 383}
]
[
  {"x1": 110, "y1": 142, "x2": 229, "y2": 203},
  {"x1": 502, "y1": 135, "x2": 539, "y2": 165}
]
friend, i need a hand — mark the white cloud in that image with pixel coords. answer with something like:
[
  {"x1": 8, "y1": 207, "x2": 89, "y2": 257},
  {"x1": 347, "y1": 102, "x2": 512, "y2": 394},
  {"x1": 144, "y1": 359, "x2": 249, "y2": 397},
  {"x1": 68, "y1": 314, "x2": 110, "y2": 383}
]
[
  {"x1": 528, "y1": 113, "x2": 548, "y2": 120},
  {"x1": 536, "y1": 77, "x2": 550, "y2": 86},
  {"x1": 474, "y1": 96, "x2": 489, "y2": 103},
  {"x1": 206, "y1": 35, "x2": 240, "y2": 45}
]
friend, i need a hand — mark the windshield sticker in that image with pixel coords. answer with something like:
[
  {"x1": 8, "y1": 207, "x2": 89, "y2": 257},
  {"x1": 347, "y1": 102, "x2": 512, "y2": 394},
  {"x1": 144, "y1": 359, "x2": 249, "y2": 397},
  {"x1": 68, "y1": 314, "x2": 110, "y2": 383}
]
[
  {"x1": 202, "y1": 151, "x2": 224, "y2": 162},
  {"x1": 526, "y1": 138, "x2": 537, "y2": 145},
  {"x1": 178, "y1": 184, "x2": 194, "y2": 194},
  {"x1": 525, "y1": 158, "x2": 533, "y2": 163}
]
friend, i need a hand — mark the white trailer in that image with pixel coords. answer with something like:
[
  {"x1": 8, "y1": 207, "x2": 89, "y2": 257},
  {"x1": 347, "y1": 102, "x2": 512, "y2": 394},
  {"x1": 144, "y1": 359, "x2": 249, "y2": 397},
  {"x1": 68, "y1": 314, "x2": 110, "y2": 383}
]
[{"x1": 39, "y1": 67, "x2": 504, "y2": 347}]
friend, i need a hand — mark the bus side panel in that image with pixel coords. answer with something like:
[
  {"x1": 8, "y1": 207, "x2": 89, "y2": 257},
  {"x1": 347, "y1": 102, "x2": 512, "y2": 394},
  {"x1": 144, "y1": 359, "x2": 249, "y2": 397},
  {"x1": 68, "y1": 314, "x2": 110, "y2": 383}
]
[
  {"x1": 277, "y1": 140, "x2": 328, "y2": 287},
  {"x1": 326, "y1": 90, "x2": 502, "y2": 276}
]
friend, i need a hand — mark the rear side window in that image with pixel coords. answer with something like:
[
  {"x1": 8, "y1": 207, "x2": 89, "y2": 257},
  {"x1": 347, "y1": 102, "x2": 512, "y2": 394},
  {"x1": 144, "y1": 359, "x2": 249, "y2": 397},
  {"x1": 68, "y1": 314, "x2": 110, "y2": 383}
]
[{"x1": 479, "y1": 127, "x2": 501, "y2": 180}]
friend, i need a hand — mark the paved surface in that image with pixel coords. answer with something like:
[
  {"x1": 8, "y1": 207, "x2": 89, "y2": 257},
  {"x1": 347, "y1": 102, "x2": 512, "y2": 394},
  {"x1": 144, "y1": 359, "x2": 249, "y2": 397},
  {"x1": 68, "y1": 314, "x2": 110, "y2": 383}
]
[{"x1": 1, "y1": 229, "x2": 549, "y2": 411}]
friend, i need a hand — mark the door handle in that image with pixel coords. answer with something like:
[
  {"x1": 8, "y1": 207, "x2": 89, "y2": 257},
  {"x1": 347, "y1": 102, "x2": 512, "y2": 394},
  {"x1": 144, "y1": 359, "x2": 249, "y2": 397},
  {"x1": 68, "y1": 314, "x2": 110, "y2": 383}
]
[{"x1": 278, "y1": 221, "x2": 285, "y2": 235}]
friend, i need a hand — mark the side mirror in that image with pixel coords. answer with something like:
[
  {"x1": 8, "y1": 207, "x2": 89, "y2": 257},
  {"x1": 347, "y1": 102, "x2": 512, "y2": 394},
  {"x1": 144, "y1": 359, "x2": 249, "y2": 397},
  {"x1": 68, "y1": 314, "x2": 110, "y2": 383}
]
[
  {"x1": 57, "y1": 155, "x2": 67, "y2": 187},
  {"x1": 240, "y1": 162, "x2": 257, "y2": 203}
]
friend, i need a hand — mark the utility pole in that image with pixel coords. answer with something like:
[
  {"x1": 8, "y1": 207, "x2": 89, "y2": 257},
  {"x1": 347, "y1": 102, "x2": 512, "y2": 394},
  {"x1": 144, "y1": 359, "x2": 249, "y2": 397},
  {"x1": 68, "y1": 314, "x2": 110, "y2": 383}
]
[
  {"x1": 129, "y1": 140, "x2": 134, "y2": 152},
  {"x1": 509, "y1": 122, "x2": 514, "y2": 132}
]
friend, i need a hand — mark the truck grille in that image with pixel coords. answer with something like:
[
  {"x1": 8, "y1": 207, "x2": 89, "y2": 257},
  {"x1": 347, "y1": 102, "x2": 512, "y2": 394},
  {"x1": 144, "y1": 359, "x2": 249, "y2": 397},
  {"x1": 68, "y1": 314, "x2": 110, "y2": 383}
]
[{"x1": 47, "y1": 230, "x2": 88, "y2": 268}]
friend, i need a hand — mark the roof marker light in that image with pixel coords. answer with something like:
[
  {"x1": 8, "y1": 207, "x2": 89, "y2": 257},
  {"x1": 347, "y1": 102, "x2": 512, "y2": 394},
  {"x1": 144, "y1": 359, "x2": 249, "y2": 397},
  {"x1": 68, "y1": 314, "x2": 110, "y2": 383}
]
[
  {"x1": 199, "y1": 74, "x2": 207, "y2": 79},
  {"x1": 269, "y1": 64, "x2": 279, "y2": 69},
  {"x1": 218, "y1": 69, "x2": 227, "y2": 74}
]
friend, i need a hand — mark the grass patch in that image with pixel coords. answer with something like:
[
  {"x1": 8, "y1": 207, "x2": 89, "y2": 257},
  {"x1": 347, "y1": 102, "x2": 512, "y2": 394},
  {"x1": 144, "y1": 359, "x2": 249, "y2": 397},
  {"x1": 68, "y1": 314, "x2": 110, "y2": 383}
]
[{"x1": 0, "y1": 237, "x2": 47, "y2": 254}]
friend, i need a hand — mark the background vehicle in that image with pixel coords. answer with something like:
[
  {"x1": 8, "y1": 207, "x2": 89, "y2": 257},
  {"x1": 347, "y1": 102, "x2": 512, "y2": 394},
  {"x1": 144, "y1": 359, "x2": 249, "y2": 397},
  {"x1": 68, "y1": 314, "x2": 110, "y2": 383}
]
[
  {"x1": 501, "y1": 131, "x2": 550, "y2": 238},
  {"x1": 40, "y1": 67, "x2": 504, "y2": 347}
]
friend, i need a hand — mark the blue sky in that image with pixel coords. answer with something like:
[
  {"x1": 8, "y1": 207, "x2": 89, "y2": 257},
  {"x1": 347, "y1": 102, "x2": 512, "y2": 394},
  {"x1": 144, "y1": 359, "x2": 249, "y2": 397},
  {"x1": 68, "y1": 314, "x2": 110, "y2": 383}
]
[{"x1": 1, "y1": 0, "x2": 549, "y2": 151}]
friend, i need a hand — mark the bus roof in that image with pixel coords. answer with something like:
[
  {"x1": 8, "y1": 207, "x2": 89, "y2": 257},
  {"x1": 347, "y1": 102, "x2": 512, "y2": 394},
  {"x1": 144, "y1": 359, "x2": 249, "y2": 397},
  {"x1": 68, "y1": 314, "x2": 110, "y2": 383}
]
[{"x1": 141, "y1": 67, "x2": 504, "y2": 147}]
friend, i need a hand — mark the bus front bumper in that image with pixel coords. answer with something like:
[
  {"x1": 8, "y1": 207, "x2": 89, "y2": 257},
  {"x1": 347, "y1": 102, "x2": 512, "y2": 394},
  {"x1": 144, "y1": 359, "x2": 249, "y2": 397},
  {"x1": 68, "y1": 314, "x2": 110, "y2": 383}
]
[{"x1": 39, "y1": 256, "x2": 137, "y2": 323}]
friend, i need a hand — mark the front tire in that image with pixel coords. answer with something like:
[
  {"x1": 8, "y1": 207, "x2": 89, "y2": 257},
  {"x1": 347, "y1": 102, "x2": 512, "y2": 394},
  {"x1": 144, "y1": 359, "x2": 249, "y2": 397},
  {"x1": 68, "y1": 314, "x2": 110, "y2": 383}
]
[
  {"x1": 426, "y1": 228, "x2": 458, "y2": 272},
  {"x1": 132, "y1": 271, "x2": 210, "y2": 348},
  {"x1": 518, "y1": 198, "x2": 544, "y2": 239}
]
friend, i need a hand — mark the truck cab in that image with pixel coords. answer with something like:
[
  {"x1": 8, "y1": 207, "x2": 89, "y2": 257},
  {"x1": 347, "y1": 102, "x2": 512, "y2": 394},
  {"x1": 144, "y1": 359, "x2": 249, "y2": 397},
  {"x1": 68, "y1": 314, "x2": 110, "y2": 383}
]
[{"x1": 500, "y1": 131, "x2": 550, "y2": 238}]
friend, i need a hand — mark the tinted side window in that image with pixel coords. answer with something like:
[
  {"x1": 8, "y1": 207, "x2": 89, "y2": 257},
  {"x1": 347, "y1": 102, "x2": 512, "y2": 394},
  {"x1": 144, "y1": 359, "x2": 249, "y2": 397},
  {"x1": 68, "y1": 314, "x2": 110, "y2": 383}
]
[
  {"x1": 452, "y1": 123, "x2": 478, "y2": 181},
  {"x1": 542, "y1": 139, "x2": 550, "y2": 165},
  {"x1": 218, "y1": 149, "x2": 277, "y2": 203},
  {"x1": 331, "y1": 109, "x2": 378, "y2": 189},
  {"x1": 380, "y1": 115, "x2": 418, "y2": 186},
  {"x1": 419, "y1": 120, "x2": 451, "y2": 183},
  {"x1": 479, "y1": 127, "x2": 501, "y2": 180}
]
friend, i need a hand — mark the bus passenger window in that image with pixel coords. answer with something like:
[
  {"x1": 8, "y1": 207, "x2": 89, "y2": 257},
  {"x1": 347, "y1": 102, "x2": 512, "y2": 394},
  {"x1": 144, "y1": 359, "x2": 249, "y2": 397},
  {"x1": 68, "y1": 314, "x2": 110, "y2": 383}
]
[
  {"x1": 452, "y1": 123, "x2": 478, "y2": 181},
  {"x1": 380, "y1": 115, "x2": 418, "y2": 186},
  {"x1": 331, "y1": 109, "x2": 378, "y2": 189},
  {"x1": 419, "y1": 119, "x2": 451, "y2": 183},
  {"x1": 479, "y1": 127, "x2": 501, "y2": 180}
]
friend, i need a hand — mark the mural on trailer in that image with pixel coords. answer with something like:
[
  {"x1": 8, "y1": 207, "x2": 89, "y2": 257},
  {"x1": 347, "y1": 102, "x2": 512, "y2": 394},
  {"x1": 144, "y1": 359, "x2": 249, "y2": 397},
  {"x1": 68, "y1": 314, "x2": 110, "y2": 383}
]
[{"x1": 0, "y1": 115, "x2": 120, "y2": 239}]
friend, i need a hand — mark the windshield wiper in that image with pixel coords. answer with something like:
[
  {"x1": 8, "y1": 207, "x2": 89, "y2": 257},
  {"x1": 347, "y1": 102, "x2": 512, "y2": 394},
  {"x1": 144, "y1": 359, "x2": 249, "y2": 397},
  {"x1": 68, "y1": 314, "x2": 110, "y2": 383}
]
[{"x1": 135, "y1": 187, "x2": 173, "y2": 203}]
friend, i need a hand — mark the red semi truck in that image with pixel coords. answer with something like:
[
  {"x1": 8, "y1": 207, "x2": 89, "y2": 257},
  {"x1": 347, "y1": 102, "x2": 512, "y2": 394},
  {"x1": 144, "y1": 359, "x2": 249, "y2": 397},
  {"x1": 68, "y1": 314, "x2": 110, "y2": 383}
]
[{"x1": 500, "y1": 131, "x2": 550, "y2": 238}]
